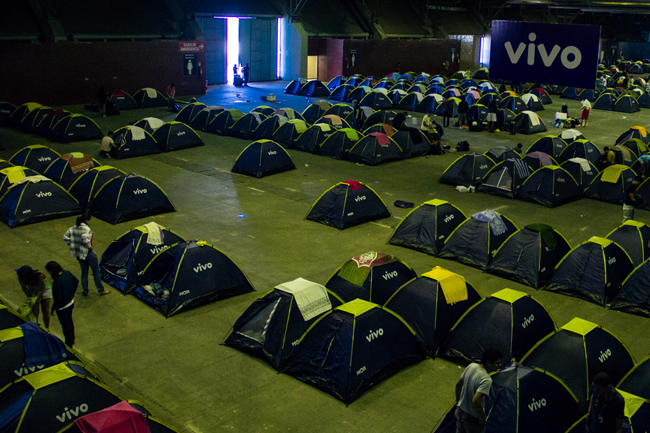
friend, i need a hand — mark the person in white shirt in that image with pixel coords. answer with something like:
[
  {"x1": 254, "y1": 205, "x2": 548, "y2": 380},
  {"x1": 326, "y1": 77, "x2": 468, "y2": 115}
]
[
  {"x1": 454, "y1": 348, "x2": 503, "y2": 433},
  {"x1": 100, "y1": 131, "x2": 116, "y2": 158}
]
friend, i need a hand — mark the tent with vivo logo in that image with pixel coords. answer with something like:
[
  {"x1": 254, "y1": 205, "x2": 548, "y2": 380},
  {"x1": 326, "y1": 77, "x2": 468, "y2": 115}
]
[
  {"x1": 346, "y1": 132, "x2": 404, "y2": 165},
  {"x1": 0, "y1": 362, "x2": 122, "y2": 433},
  {"x1": 100, "y1": 222, "x2": 186, "y2": 293},
  {"x1": 231, "y1": 140, "x2": 295, "y2": 178},
  {"x1": 222, "y1": 278, "x2": 344, "y2": 370},
  {"x1": 388, "y1": 199, "x2": 467, "y2": 256},
  {"x1": 111, "y1": 125, "x2": 159, "y2": 159},
  {"x1": 325, "y1": 251, "x2": 417, "y2": 305},
  {"x1": 0, "y1": 305, "x2": 26, "y2": 330},
  {"x1": 306, "y1": 180, "x2": 391, "y2": 230},
  {"x1": 68, "y1": 166, "x2": 128, "y2": 211},
  {"x1": 9, "y1": 145, "x2": 61, "y2": 175},
  {"x1": 439, "y1": 289, "x2": 555, "y2": 366},
  {"x1": 432, "y1": 362, "x2": 582, "y2": 433},
  {"x1": 0, "y1": 176, "x2": 81, "y2": 227},
  {"x1": 281, "y1": 298, "x2": 426, "y2": 405},
  {"x1": 132, "y1": 240, "x2": 254, "y2": 317},
  {"x1": 49, "y1": 114, "x2": 103, "y2": 143},
  {"x1": 0, "y1": 322, "x2": 82, "y2": 389},
  {"x1": 89, "y1": 173, "x2": 176, "y2": 225},
  {"x1": 151, "y1": 121, "x2": 204, "y2": 152},
  {"x1": 520, "y1": 317, "x2": 635, "y2": 410},
  {"x1": 42, "y1": 153, "x2": 101, "y2": 190}
]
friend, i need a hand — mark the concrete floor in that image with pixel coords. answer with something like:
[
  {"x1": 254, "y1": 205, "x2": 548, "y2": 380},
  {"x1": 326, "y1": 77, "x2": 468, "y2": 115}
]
[{"x1": 1, "y1": 81, "x2": 649, "y2": 433}]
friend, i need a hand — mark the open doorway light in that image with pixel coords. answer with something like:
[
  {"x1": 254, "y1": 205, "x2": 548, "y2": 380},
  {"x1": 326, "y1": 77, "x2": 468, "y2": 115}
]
[{"x1": 227, "y1": 17, "x2": 240, "y2": 83}]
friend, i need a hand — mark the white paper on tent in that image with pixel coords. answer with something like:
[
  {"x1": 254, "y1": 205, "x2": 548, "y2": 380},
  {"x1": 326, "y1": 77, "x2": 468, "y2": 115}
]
[
  {"x1": 143, "y1": 117, "x2": 164, "y2": 130},
  {"x1": 275, "y1": 277, "x2": 332, "y2": 321},
  {"x1": 144, "y1": 88, "x2": 158, "y2": 98},
  {"x1": 128, "y1": 125, "x2": 146, "y2": 141},
  {"x1": 143, "y1": 222, "x2": 163, "y2": 245},
  {"x1": 569, "y1": 157, "x2": 592, "y2": 172}
]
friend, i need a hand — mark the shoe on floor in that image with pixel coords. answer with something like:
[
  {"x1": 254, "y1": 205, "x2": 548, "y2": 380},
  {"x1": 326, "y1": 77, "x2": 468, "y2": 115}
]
[{"x1": 100, "y1": 290, "x2": 112, "y2": 296}]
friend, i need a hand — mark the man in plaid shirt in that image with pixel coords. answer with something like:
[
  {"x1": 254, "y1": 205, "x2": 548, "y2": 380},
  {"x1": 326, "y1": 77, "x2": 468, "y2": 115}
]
[{"x1": 63, "y1": 214, "x2": 111, "y2": 296}]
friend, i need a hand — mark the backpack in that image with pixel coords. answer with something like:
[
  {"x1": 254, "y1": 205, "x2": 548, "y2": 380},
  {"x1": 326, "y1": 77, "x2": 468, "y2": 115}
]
[{"x1": 456, "y1": 141, "x2": 470, "y2": 152}]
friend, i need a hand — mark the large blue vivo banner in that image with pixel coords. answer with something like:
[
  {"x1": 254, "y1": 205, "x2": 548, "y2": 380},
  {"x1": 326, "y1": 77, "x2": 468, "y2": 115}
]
[{"x1": 490, "y1": 21, "x2": 601, "y2": 89}]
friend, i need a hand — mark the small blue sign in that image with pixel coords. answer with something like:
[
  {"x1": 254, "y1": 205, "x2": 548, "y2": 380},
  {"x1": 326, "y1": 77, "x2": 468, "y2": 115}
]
[{"x1": 490, "y1": 21, "x2": 600, "y2": 89}]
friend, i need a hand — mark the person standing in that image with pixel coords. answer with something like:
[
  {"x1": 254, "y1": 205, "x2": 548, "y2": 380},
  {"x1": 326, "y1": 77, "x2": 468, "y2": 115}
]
[
  {"x1": 487, "y1": 98, "x2": 498, "y2": 132},
  {"x1": 45, "y1": 261, "x2": 78, "y2": 347},
  {"x1": 458, "y1": 98, "x2": 469, "y2": 128},
  {"x1": 442, "y1": 98, "x2": 452, "y2": 127},
  {"x1": 233, "y1": 63, "x2": 239, "y2": 77},
  {"x1": 242, "y1": 63, "x2": 250, "y2": 87},
  {"x1": 16, "y1": 265, "x2": 52, "y2": 329},
  {"x1": 166, "y1": 83, "x2": 176, "y2": 111},
  {"x1": 97, "y1": 86, "x2": 107, "y2": 117},
  {"x1": 63, "y1": 214, "x2": 111, "y2": 297},
  {"x1": 623, "y1": 176, "x2": 644, "y2": 223},
  {"x1": 454, "y1": 348, "x2": 503, "y2": 433},
  {"x1": 352, "y1": 99, "x2": 363, "y2": 130},
  {"x1": 586, "y1": 372, "x2": 624, "y2": 433},
  {"x1": 581, "y1": 99, "x2": 591, "y2": 127}
]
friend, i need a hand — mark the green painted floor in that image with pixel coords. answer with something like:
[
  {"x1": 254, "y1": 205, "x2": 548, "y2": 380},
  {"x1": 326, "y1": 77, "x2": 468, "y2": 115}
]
[{"x1": 1, "y1": 82, "x2": 649, "y2": 432}]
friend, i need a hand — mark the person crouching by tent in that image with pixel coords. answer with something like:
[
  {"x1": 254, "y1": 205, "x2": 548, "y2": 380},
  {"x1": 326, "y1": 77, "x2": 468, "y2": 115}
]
[
  {"x1": 392, "y1": 112, "x2": 408, "y2": 131},
  {"x1": 623, "y1": 176, "x2": 644, "y2": 223},
  {"x1": 454, "y1": 348, "x2": 503, "y2": 433},
  {"x1": 100, "y1": 131, "x2": 116, "y2": 158},
  {"x1": 421, "y1": 112, "x2": 443, "y2": 154},
  {"x1": 45, "y1": 261, "x2": 78, "y2": 347},
  {"x1": 580, "y1": 99, "x2": 591, "y2": 127},
  {"x1": 16, "y1": 265, "x2": 51, "y2": 329}
]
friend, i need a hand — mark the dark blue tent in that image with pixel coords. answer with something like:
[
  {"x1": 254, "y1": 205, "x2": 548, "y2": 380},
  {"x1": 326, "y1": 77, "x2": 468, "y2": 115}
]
[
  {"x1": 9, "y1": 145, "x2": 60, "y2": 175},
  {"x1": 618, "y1": 355, "x2": 650, "y2": 400},
  {"x1": 111, "y1": 126, "x2": 160, "y2": 159},
  {"x1": 0, "y1": 166, "x2": 39, "y2": 197},
  {"x1": 389, "y1": 199, "x2": 466, "y2": 256},
  {"x1": 319, "y1": 128, "x2": 361, "y2": 160},
  {"x1": 613, "y1": 95, "x2": 640, "y2": 113},
  {"x1": 517, "y1": 166, "x2": 581, "y2": 207},
  {"x1": 254, "y1": 115, "x2": 284, "y2": 141},
  {"x1": 478, "y1": 159, "x2": 532, "y2": 199},
  {"x1": 89, "y1": 173, "x2": 176, "y2": 225},
  {"x1": 385, "y1": 267, "x2": 481, "y2": 357},
  {"x1": 0, "y1": 101, "x2": 16, "y2": 126},
  {"x1": 585, "y1": 165, "x2": 637, "y2": 204},
  {"x1": 107, "y1": 89, "x2": 138, "y2": 110},
  {"x1": 284, "y1": 78, "x2": 307, "y2": 94},
  {"x1": 227, "y1": 113, "x2": 266, "y2": 140},
  {"x1": 593, "y1": 92, "x2": 615, "y2": 110},
  {"x1": 360, "y1": 91, "x2": 393, "y2": 110},
  {"x1": 499, "y1": 96, "x2": 527, "y2": 114},
  {"x1": 133, "y1": 240, "x2": 254, "y2": 317},
  {"x1": 0, "y1": 177, "x2": 81, "y2": 227},
  {"x1": 272, "y1": 119, "x2": 309, "y2": 147},
  {"x1": 100, "y1": 223, "x2": 186, "y2": 293},
  {"x1": 43, "y1": 153, "x2": 101, "y2": 189},
  {"x1": 560, "y1": 158, "x2": 598, "y2": 193},
  {"x1": 391, "y1": 128, "x2": 430, "y2": 158},
  {"x1": 521, "y1": 317, "x2": 635, "y2": 409},
  {"x1": 49, "y1": 114, "x2": 103, "y2": 143},
  {"x1": 605, "y1": 220, "x2": 650, "y2": 268},
  {"x1": 281, "y1": 299, "x2": 426, "y2": 405},
  {"x1": 439, "y1": 210, "x2": 518, "y2": 269},
  {"x1": 526, "y1": 136, "x2": 567, "y2": 158},
  {"x1": 231, "y1": 140, "x2": 295, "y2": 178},
  {"x1": 347, "y1": 133, "x2": 404, "y2": 165},
  {"x1": 152, "y1": 121, "x2": 204, "y2": 151},
  {"x1": 558, "y1": 139, "x2": 601, "y2": 164},
  {"x1": 294, "y1": 124, "x2": 336, "y2": 153},
  {"x1": 544, "y1": 237, "x2": 634, "y2": 306},
  {"x1": 297, "y1": 80, "x2": 330, "y2": 97},
  {"x1": 609, "y1": 259, "x2": 650, "y2": 318},
  {"x1": 187, "y1": 106, "x2": 224, "y2": 131},
  {"x1": 328, "y1": 84, "x2": 356, "y2": 102},
  {"x1": 205, "y1": 109, "x2": 245, "y2": 135},
  {"x1": 440, "y1": 289, "x2": 555, "y2": 366},
  {"x1": 306, "y1": 180, "x2": 390, "y2": 230},
  {"x1": 325, "y1": 252, "x2": 416, "y2": 306},
  {"x1": 68, "y1": 166, "x2": 127, "y2": 211},
  {"x1": 362, "y1": 110, "x2": 397, "y2": 129},
  {"x1": 301, "y1": 101, "x2": 332, "y2": 124},
  {"x1": 440, "y1": 153, "x2": 495, "y2": 187},
  {"x1": 132, "y1": 88, "x2": 167, "y2": 107},
  {"x1": 223, "y1": 278, "x2": 343, "y2": 369},
  {"x1": 486, "y1": 224, "x2": 571, "y2": 288}
]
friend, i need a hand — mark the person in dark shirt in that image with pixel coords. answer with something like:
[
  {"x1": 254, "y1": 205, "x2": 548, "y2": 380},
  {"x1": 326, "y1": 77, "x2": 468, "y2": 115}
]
[
  {"x1": 458, "y1": 99, "x2": 469, "y2": 128},
  {"x1": 97, "y1": 86, "x2": 107, "y2": 117},
  {"x1": 623, "y1": 176, "x2": 644, "y2": 223},
  {"x1": 442, "y1": 98, "x2": 452, "y2": 127},
  {"x1": 392, "y1": 112, "x2": 408, "y2": 130},
  {"x1": 46, "y1": 261, "x2": 79, "y2": 347},
  {"x1": 586, "y1": 372, "x2": 624, "y2": 433}
]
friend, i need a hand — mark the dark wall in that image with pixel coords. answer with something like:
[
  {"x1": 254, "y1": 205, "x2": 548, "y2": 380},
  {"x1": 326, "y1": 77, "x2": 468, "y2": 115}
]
[
  {"x1": 0, "y1": 41, "x2": 207, "y2": 106},
  {"x1": 340, "y1": 39, "x2": 461, "y2": 78}
]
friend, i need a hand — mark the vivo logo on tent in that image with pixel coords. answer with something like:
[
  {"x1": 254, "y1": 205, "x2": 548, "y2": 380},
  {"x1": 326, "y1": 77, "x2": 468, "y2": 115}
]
[
  {"x1": 23, "y1": 209, "x2": 31, "y2": 214},
  {"x1": 557, "y1": 177, "x2": 565, "y2": 183},
  {"x1": 505, "y1": 33, "x2": 581, "y2": 69},
  {"x1": 75, "y1": 123, "x2": 86, "y2": 128},
  {"x1": 443, "y1": 214, "x2": 454, "y2": 223},
  {"x1": 479, "y1": 164, "x2": 488, "y2": 169},
  {"x1": 193, "y1": 262, "x2": 212, "y2": 273},
  {"x1": 38, "y1": 156, "x2": 51, "y2": 162},
  {"x1": 268, "y1": 150, "x2": 277, "y2": 155},
  {"x1": 176, "y1": 131, "x2": 186, "y2": 136},
  {"x1": 521, "y1": 314, "x2": 535, "y2": 329},
  {"x1": 133, "y1": 188, "x2": 147, "y2": 195},
  {"x1": 14, "y1": 364, "x2": 45, "y2": 377},
  {"x1": 607, "y1": 257, "x2": 616, "y2": 265},
  {"x1": 382, "y1": 271, "x2": 398, "y2": 280},
  {"x1": 56, "y1": 404, "x2": 90, "y2": 422},
  {"x1": 528, "y1": 398, "x2": 547, "y2": 412},
  {"x1": 355, "y1": 195, "x2": 366, "y2": 202},
  {"x1": 599, "y1": 348, "x2": 612, "y2": 363},
  {"x1": 356, "y1": 366, "x2": 367, "y2": 376},
  {"x1": 178, "y1": 290, "x2": 190, "y2": 296},
  {"x1": 149, "y1": 245, "x2": 169, "y2": 255},
  {"x1": 36, "y1": 191, "x2": 52, "y2": 198},
  {"x1": 366, "y1": 328, "x2": 384, "y2": 342}
]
